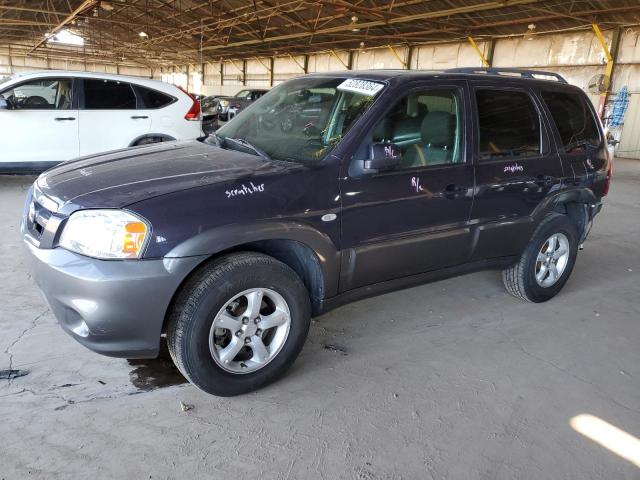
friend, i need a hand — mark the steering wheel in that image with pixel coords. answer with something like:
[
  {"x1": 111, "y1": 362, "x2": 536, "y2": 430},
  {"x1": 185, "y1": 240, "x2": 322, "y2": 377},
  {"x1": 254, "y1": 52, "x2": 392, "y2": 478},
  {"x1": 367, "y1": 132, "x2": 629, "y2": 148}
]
[{"x1": 25, "y1": 95, "x2": 49, "y2": 107}]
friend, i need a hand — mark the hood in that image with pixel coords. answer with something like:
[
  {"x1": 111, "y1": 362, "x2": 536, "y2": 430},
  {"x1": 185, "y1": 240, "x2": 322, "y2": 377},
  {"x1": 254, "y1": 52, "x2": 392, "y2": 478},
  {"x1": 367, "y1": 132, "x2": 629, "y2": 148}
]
[
  {"x1": 37, "y1": 140, "x2": 293, "y2": 213},
  {"x1": 217, "y1": 96, "x2": 252, "y2": 105}
]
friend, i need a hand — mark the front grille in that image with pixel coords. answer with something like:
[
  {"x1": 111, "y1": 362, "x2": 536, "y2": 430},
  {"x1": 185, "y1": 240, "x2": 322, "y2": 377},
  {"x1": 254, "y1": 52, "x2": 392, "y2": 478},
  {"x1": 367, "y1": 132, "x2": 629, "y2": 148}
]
[
  {"x1": 27, "y1": 200, "x2": 51, "y2": 241},
  {"x1": 23, "y1": 186, "x2": 64, "y2": 249}
]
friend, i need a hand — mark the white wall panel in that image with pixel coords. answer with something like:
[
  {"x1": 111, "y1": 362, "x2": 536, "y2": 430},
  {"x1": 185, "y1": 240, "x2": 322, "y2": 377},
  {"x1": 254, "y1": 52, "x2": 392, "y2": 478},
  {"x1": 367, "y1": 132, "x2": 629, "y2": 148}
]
[
  {"x1": 308, "y1": 52, "x2": 349, "y2": 72},
  {"x1": 412, "y1": 41, "x2": 487, "y2": 70},
  {"x1": 616, "y1": 95, "x2": 640, "y2": 159},
  {"x1": 273, "y1": 56, "x2": 305, "y2": 84},
  {"x1": 354, "y1": 46, "x2": 406, "y2": 70}
]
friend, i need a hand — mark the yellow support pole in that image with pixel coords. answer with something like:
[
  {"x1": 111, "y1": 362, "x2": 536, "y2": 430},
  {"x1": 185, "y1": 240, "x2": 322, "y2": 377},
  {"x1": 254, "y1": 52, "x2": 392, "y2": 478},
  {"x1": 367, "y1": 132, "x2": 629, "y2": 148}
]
[
  {"x1": 387, "y1": 45, "x2": 408, "y2": 69},
  {"x1": 467, "y1": 36, "x2": 490, "y2": 67},
  {"x1": 592, "y1": 23, "x2": 619, "y2": 118}
]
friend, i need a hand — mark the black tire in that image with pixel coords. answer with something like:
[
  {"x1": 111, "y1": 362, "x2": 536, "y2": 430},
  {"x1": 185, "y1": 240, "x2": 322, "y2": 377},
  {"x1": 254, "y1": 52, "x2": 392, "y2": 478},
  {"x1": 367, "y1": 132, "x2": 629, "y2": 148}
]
[
  {"x1": 166, "y1": 252, "x2": 311, "y2": 396},
  {"x1": 134, "y1": 136, "x2": 166, "y2": 146},
  {"x1": 502, "y1": 213, "x2": 579, "y2": 303}
]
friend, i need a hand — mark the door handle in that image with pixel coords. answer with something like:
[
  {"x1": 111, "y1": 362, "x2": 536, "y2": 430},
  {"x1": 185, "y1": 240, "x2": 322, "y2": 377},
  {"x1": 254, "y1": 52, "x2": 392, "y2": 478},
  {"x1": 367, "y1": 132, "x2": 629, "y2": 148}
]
[
  {"x1": 536, "y1": 175, "x2": 555, "y2": 187},
  {"x1": 54, "y1": 117, "x2": 76, "y2": 121},
  {"x1": 443, "y1": 184, "x2": 466, "y2": 199},
  {"x1": 130, "y1": 115, "x2": 149, "y2": 119}
]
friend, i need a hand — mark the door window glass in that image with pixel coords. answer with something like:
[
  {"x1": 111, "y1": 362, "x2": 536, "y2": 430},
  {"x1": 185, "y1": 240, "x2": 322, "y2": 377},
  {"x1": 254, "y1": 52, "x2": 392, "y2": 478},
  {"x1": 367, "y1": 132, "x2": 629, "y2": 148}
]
[
  {"x1": 541, "y1": 90, "x2": 600, "y2": 153},
  {"x1": 0, "y1": 78, "x2": 72, "y2": 110},
  {"x1": 365, "y1": 89, "x2": 463, "y2": 169},
  {"x1": 136, "y1": 86, "x2": 174, "y2": 109},
  {"x1": 476, "y1": 89, "x2": 541, "y2": 160},
  {"x1": 84, "y1": 79, "x2": 136, "y2": 109}
]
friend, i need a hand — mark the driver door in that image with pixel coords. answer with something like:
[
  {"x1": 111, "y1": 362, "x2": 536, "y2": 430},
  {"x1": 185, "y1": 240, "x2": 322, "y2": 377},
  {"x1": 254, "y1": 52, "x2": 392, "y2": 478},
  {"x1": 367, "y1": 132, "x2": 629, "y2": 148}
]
[
  {"x1": 339, "y1": 83, "x2": 474, "y2": 291},
  {"x1": 0, "y1": 77, "x2": 79, "y2": 168}
]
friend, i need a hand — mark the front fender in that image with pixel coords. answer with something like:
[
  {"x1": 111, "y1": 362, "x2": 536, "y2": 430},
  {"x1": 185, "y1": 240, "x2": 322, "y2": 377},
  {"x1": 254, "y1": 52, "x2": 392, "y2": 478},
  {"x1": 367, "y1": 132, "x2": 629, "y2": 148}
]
[{"x1": 165, "y1": 220, "x2": 341, "y2": 298}]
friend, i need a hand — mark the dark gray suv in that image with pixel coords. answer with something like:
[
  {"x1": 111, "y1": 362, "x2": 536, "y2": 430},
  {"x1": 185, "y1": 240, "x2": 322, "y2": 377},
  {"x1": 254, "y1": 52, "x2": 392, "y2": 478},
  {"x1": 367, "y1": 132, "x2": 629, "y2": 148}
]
[{"x1": 22, "y1": 69, "x2": 611, "y2": 396}]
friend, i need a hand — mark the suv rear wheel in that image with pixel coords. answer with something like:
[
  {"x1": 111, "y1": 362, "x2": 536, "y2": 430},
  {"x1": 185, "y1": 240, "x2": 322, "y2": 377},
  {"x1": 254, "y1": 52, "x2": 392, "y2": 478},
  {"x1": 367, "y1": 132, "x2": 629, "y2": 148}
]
[
  {"x1": 502, "y1": 213, "x2": 579, "y2": 302},
  {"x1": 167, "y1": 252, "x2": 311, "y2": 396}
]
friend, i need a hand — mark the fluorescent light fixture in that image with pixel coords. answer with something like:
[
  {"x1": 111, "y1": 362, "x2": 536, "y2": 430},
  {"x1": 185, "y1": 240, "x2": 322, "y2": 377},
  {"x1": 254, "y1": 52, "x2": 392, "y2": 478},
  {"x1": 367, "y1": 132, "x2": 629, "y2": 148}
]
[{"x1": 47, "y1": 29, "x2": 84, "y2": 46}]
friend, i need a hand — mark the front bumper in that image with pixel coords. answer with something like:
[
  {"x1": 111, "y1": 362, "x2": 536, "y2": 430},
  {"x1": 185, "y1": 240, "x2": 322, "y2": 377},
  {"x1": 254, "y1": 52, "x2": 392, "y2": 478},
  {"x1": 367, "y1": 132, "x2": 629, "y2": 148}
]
[{"x1": 24, "y1": 240, "x2": 206, "y2": 358}]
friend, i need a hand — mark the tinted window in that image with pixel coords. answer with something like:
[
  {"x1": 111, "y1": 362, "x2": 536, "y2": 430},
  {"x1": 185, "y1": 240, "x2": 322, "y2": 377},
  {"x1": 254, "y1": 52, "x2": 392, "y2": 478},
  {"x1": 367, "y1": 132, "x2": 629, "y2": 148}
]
[
  {"x1": 0, "y1": 78, "x2": 72, "y2": 110},
  {"x1": 541, "y1": 90, "x2": 600, "y2": 153},
  {"x1": 136, "y1": 86, "x2": 173, "y2": 109},
  {"x1": 366, "y1": 89, "x2": 463, "y2": 169},
  {"x1": 476, "y1": 89, "x2": 541, "y2": 160},
  {"x1": 84, "y1": 79, "x2": 136, "y2": 109}
]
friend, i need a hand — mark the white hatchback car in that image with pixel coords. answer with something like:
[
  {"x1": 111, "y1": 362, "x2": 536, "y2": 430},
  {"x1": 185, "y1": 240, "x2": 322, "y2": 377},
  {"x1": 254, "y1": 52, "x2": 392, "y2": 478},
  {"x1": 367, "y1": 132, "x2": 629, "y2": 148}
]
[{"x1": 0, "y1": 71, "x2": 202, "y2": 173}]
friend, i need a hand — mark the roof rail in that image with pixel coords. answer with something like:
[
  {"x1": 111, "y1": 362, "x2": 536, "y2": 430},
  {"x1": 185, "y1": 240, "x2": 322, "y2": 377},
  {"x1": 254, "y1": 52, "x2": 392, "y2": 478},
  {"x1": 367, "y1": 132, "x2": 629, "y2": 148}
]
[{"x1": 447, "y1": 67, "x2": 567, "y2": 83}]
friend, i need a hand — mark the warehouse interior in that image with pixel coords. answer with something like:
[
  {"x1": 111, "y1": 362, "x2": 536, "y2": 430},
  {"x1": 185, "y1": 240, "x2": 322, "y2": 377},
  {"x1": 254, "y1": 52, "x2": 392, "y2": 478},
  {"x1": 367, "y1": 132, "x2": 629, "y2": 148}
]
[
  {"x1": 3, "y1": 1, "x2": 640, "y2": 154},
  {"x1": 1, "y1": 1, "x2": 639, "y2": 478}
]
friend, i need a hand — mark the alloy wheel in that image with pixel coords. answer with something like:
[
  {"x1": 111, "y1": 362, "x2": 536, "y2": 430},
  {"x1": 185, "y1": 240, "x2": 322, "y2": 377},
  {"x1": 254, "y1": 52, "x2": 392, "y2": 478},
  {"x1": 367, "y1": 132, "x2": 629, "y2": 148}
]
[{"x1": 209, "y1": 288, "x2": 291, "y2": 374}]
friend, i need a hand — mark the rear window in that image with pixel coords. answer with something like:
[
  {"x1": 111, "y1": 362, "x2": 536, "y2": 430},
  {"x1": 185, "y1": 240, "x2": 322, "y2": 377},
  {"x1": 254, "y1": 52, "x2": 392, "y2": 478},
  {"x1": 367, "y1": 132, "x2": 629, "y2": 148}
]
[
  {"x1": 541, "y1": 90, "x2": 600, "y2": 153},
  {"x1": 136, "y1": 86, "x2": 174, "y2": 109},
  {"x1": 476, "y1": 89, "x2": 541, "y2": 160},
  {"x1": 84, "y1": 79, "x2": 136, "y2": 109}
]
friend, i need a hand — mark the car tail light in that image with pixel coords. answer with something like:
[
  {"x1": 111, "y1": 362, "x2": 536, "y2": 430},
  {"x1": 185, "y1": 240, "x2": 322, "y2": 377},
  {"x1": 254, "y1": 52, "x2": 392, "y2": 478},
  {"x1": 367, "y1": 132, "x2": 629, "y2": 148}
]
[
  {"x1": 179, "y1": 86, "x2": 201, "y2": 121},
  {"x1": 603, "y1": 155, "x2": 613, "y2": 196}
]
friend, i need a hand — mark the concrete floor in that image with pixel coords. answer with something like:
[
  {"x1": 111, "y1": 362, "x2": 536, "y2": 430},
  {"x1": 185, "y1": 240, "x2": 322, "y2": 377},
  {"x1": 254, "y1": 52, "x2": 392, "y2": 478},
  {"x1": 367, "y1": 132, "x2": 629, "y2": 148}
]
[{"x1": 1, "y1": 159, "x2": 639, "y2": 480}]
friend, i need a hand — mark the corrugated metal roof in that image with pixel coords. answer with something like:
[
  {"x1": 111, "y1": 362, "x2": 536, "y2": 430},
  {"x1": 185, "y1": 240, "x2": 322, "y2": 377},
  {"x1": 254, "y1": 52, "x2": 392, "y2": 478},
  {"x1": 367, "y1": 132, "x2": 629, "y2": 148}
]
[{"x1": 1, "y1": 0, "x2": 639, "y2": 66}]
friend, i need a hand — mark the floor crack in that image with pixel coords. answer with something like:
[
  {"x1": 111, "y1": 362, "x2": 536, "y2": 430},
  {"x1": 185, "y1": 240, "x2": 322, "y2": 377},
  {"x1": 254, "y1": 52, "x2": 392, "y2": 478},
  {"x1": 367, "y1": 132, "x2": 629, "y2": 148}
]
[{"x1": 3, "y1": 309, "x2": 49, "y2": 385}]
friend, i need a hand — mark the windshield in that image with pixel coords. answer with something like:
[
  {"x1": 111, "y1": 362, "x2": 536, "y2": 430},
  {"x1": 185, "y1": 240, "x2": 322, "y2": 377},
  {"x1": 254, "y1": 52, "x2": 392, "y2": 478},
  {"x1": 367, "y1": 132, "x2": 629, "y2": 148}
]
[
  {"x1": 0, "y1": 75, "x2": 16, "y2": 91},
  {"x1": 215, "y1": 77, "x2": 384, "y2": 164},
  {"x1": 234, "y1": 90, "x2": 250, "y2": 98}
]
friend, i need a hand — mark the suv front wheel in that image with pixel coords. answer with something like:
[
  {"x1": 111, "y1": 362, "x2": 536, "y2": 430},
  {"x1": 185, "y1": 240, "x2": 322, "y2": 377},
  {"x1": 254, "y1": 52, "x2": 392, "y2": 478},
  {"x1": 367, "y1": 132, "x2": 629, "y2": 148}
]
[
  {"x1": 502, "y1": 213, "x2": 579, "y2": 302},
  {"x1": 167, "y1": 252, "x2": 311, "y2": 396}
]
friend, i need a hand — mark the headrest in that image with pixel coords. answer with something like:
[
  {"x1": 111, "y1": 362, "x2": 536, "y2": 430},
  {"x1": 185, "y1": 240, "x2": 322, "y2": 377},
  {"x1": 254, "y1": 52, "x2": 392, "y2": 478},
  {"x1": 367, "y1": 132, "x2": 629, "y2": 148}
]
[{"x1": 421, "y1": 111, "x2": 455, "y2": 146}]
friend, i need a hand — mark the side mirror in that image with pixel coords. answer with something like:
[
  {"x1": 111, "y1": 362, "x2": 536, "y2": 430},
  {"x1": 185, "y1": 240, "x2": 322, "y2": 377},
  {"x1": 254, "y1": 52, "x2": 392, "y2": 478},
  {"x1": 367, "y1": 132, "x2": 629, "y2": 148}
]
[
  {"x1": 364, "y1": 143, "x2": 402, "y2": 172},
  {"x1": 0, "y1": 97, "x2": 8, "y2": 110}
]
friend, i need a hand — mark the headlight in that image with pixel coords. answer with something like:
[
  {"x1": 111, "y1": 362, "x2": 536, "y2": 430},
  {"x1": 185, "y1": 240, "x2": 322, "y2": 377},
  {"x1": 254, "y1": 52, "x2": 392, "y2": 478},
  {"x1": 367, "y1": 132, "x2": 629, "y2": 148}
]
[{"x1": 59, "y1": 210, "x2": 150, "y2": 259}]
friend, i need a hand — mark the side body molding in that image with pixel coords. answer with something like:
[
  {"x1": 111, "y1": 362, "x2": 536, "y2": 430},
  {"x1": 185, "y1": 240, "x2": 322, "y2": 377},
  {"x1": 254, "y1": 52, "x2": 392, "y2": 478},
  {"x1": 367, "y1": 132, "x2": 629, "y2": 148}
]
[{"x1": 164, "y1": 221, "x2": 341, "y2": 299}]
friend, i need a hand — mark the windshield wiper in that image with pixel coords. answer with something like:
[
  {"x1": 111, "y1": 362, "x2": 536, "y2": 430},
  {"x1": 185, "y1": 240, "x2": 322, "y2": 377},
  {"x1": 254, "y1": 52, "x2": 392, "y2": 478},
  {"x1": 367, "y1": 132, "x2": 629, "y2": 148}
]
[{"x1": 223, "y1": 137, "x2": 271, "y2": 161}]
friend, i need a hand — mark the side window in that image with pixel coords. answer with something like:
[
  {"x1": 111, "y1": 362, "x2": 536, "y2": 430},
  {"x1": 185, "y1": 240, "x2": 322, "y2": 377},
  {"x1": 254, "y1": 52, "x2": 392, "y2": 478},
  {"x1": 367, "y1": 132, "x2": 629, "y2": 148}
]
[
  {"x1": 476, "y1": 89, "x2": 541, "y2": 160},
  {"x1": 84, "y1": 79, "x2": 136, "y2": 109},
  {"x1": 366, "y1": 88, "x2": 463, "y2": 169},
  {"x1": 541, "y1": 90, "x2": 600, "y2": 153},
  {"x1": 136, "y1": 86, "x2": 174, "y2": 109},
  {"x1": 0, "y1": 78, "x2": 72, "y2": 110}
]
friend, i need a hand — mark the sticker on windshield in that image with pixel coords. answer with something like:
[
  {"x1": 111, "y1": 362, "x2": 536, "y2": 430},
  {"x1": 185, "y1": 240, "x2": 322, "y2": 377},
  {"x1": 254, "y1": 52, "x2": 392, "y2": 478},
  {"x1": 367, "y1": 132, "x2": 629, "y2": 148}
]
[{"x1": 337, "y1": 78, "x2": 384, "y2": 97}]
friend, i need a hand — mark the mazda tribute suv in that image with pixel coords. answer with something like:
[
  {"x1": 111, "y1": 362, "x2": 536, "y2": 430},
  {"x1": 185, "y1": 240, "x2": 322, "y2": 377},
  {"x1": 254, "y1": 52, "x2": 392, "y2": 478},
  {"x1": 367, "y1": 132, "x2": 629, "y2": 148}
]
[{"x1": 22, "y1": 68, "x2": 611, "y2": 396}]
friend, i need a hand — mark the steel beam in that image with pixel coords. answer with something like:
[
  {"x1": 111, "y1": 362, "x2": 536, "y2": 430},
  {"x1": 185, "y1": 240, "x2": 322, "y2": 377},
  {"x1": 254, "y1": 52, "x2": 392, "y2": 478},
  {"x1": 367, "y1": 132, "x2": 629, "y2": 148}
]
[
  {"x1": 592, "y1": 23, "x2": 622, "y2": 119},
  {"x1": 468, "y1": 36, "x2": 490, "y2": 67},
  {"x1": 28, "y1": 0, "x2": 99, "y2": 54}
]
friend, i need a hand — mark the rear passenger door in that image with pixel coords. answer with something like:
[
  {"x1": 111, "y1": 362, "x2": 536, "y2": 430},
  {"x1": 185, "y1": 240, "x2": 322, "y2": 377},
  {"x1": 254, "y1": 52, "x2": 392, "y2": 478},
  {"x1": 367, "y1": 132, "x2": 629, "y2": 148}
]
[
  {"x1": 469, "y1": 83, "x2": 564, "y2": 261},
  {"x1": 78, "y1": 79, "x2": 151, "y2": 156}
]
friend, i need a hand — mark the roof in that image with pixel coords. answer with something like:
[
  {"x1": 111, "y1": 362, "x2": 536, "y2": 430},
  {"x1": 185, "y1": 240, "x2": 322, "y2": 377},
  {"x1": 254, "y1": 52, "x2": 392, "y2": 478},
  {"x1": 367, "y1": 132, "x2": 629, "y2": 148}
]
[
  {"x1": 4, "y1": 70, "x2": 171, "y2": 91},
  {"x1": 306, "y1": 68, "x2": 579, "y2": 88},
  {"x1": 1, "y1": 1, "x2": 639, "y2": 68}
]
